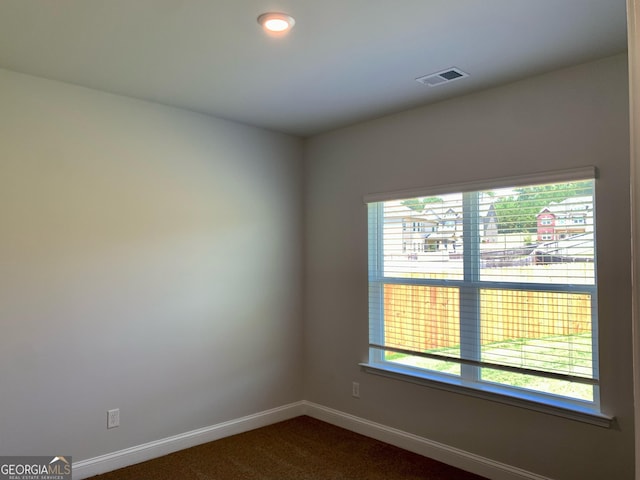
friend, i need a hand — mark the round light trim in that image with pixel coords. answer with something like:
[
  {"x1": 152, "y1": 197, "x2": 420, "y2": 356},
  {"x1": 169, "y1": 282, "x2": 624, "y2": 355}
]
[{"x1": 257, "y1": 12, "x2": 295, "y2": 33}]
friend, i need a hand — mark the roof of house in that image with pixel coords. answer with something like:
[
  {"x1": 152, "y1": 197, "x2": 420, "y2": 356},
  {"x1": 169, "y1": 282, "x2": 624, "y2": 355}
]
[{"x1": 538, "y1": 196, "x2": 593, "y2": 216}]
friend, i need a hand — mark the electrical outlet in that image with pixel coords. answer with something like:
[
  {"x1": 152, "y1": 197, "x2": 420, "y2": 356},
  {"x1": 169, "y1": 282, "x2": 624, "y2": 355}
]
[
  {"x1": 107, "y1": 408, "x2": 120, "y2": 429},
  {"x1": 352, "y1": 382, "x2": 360, "y2": 398}
]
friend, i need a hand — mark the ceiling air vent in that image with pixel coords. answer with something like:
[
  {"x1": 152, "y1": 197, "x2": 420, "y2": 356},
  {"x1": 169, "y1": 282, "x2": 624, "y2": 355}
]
[{"x1": 416, "y1": 67, "x2": 469, "y2": 87}]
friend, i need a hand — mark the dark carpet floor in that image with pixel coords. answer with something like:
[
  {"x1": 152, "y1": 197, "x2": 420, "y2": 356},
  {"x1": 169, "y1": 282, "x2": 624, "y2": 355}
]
[{"x1": 89, "y1": 415, "x2": 487, "y2": 480}]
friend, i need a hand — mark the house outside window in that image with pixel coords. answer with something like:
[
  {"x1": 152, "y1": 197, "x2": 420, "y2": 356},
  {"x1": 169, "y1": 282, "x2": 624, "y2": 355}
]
[
  {"x1": 365, "y1": 170, "x2": 598, "y2": 414},
  {"x1": 537, "y1": 197, "x2": 593, "y2": 241}
]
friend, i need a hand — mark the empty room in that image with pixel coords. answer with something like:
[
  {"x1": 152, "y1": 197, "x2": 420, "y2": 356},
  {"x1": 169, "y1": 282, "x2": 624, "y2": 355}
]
[{"x1": 1, "y1": 1, "x2": 639, "y2": 480}]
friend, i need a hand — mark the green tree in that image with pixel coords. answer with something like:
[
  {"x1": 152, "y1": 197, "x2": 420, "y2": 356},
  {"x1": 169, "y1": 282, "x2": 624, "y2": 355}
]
[
  {"x1": 401, "y1": 197, "x2": 443, "y2": 212},
  {"x1": 492, "y1": 181, "x2": 593, "y2": 234}
]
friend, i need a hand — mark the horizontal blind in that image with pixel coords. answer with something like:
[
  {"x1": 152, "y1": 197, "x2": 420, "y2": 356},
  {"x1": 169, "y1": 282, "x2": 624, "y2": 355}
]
[{"x1": 368, "y1": 173, "x2": 597, "y2": 400}]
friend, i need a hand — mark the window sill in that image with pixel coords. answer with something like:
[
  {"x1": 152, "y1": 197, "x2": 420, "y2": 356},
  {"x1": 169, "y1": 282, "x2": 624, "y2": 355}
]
[{"x1": 360, "y1": 362, "x2": 614, "y2": 428}]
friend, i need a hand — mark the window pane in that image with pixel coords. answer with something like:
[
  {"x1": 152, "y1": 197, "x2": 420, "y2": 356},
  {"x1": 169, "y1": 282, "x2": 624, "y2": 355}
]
[
  {"x1": 382, "y1": 195, "x2": 464, "y2": 280},
  {"x1": 382, "y1": 284, "x2": 461, "y2": 362},
  {"x1": 385, "y1": 350, "x2": 461, "y2": 376},
  {"x1": 480, "y1": 289, "x2": 593, "y2": 400},
  {"x1": 481, "y1": 368, "x2": 593, "y2": 402},
  {"x1": 478, "y1": 183, "x2": 594, "y2": 284}
]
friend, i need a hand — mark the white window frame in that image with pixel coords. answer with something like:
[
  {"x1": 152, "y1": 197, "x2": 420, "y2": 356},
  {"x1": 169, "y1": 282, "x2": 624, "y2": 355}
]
[{"x1": 362, "y1": 167, "x2": 613, "y2": 427}]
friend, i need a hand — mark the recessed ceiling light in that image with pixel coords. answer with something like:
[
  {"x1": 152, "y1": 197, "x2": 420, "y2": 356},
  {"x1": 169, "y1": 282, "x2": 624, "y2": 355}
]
[{"x1": 257, "y1": 12, "x2": 295, "y2": 34}]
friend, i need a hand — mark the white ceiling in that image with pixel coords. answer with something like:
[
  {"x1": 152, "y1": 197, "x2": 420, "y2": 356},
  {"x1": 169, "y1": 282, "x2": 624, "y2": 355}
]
[{"x1": 0, "y1": 1, "x2": 628, "y2": 137}]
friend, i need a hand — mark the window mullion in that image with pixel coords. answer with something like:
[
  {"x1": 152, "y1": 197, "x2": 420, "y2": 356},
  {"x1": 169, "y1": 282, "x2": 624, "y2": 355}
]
[{"x1": 461, "y1": 191, "x2": 481, "y2": 382}]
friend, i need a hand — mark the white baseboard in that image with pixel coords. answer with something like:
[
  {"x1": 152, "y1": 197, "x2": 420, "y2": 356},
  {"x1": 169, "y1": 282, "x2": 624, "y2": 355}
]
[
  {"x1": 72, "y1": 401, "x2": 306, "y2": 479},
  {"x1": 301, "y1": 401, "x2": 551, "y2": 480},
  {"x1": 73, "y1": 400, "x2": 549, "y2": 480}
]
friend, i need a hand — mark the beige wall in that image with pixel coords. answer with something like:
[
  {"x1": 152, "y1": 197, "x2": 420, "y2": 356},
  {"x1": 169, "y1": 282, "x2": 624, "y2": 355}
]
[
  {"x1": 303, "y1": 54, "x2": 633, "y2": 479},
  {"x1": 0, "y1": 68, "x2": 304, "y2": 460}
]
